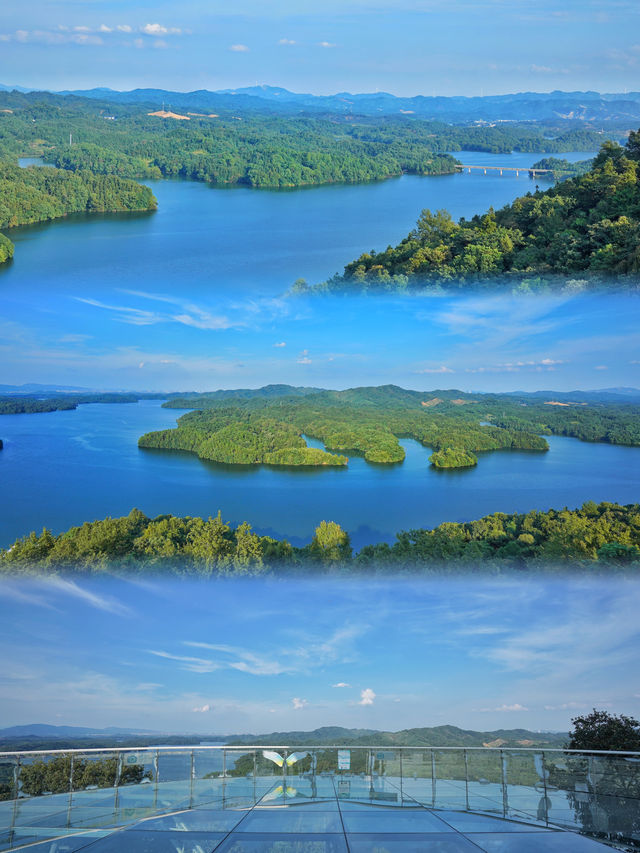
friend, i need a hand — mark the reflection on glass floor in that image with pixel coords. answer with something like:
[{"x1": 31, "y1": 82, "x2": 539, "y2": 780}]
[{"x1": 5, "y1": 775, "x2": 615, "y2": 853}]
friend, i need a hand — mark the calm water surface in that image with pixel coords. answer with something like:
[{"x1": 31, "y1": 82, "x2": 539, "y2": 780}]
[
  {"x1": 3, "y1": 151, "x2": 595, "y2": 297},
  {"x1": 0, "y1": 400, "x2": 637, "y2": 549}
]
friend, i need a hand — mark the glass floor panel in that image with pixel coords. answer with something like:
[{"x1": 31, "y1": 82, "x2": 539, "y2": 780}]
[{"x1": 3, "y1": 795, "x2": 616, "y2": 852}]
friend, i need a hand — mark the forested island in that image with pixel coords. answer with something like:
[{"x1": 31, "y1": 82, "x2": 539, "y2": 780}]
[
  {"x1": 2, "y1": 501, "x2": 638, "y2": 573},
  {"x1": 307, "y1": 132, "x2": 640, "y2": 290},
  {"x1": 138, "y1": 384, "x2": 640, "y2": 471},
  {"x1": 0, "y1": 160, "x2": 156, "y2": 262}
]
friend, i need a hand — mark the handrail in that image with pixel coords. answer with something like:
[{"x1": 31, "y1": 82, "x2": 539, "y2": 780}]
[{"x1": 1, "y1": 744, "x2": 639, "y2": 757}]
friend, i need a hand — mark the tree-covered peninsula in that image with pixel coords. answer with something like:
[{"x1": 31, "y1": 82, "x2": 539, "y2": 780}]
[
  {"x1": 140, "y1": 386, "x2": 556, "y2": 471},
  {"x1": 0, "y1": 160, "x2": 156, "y2": 263},
  {"x1": 144, "y1": 385, "x2": 640, "y2": 473},
  {"x1": 309, "y1": 132, "x2": 640, "y2": 291},
  {"x1": 2, "y1": 501, "x2": 638, "y2": 573}
]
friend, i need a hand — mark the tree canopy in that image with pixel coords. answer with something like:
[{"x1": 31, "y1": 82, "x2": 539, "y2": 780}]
[{"x1": 567, "y1": 710, "x2": 640, "y2": 752}]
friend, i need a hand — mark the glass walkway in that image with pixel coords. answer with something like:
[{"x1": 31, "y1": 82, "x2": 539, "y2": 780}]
[{"x1": 1, "y1": 745, "x2": 637, "y2": 851}]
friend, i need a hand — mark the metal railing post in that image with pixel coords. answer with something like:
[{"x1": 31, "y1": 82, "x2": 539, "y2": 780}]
[
  {"x1": 222, "y1": 750, "x2": 226, "y2": 808},
  {"x1": 189, "y1": 750, "x2": 195, "y2": 809},
  {"x1": 114, "y1": 752, "x2": 122, "y2": 814},
  {"x1": 431, "y1": 750, "x2": 436, "y2": 808},
  {"x1": 10, "y1": 757, "x2": 21, "y2": 844},
  {"x1": 464, "y1": 749, "x2": 469, "y2": 811},
  {"x1": 66, "y1": 754, "x2": 74, "y2": 828},
  {"x1": 542, "y1": 751, "x2": 549, "y2": 826},
  {"x1": 400, "y1": 749, "x2": 403, "y2": 803},
  {"x1": 501, "y1": 750, "x2": 508, "y2": 818},
  {"x1": 153, "y1": 750, "x2": 159, "y2": 810}
]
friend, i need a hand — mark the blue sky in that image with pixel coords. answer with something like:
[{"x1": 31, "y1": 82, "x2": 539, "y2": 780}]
[
  {"x1": 1, "y1": 0, "x2": 640, "y2": 95},
  {"x1": 1, "y1": 575, "x2": 639, "y2": 734},
  {"x1": 2, "y1": 290, "x2": 639, "y2": 393}
]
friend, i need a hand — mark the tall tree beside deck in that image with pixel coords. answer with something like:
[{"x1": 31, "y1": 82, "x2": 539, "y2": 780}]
[{"x1": 567, "y1": 710, "x2": 640, "y2": 752}]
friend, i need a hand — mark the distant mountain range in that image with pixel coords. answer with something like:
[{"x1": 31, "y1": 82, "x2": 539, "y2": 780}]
[
  {"x1": 0, "y1": 383, "x2": 92, "y2": 394},
  {"x1": 0, "y1": 723, "x2": 567, "y2": 751},
  {"x1": 2, "y1": 83, "x2": 640, "y2": 122}
]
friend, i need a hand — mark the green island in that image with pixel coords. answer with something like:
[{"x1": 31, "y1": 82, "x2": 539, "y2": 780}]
[
  {"x1": 138, "y1": 384, "x2": 640, "y2": 471},
  {"x1": 2, "y1": 501, "x2": 639, "y2": 573},
  {"x1": 0, "y1": 159, "x2": 156, "y2": 261},
  {"x1": 305, "y1": 131, "x2": 640, "y2": 291}
]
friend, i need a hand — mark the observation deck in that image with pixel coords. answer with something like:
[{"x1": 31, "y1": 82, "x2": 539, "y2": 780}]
[{"x1": 1, "y1": 745, "x2": 637, "y2": 852}]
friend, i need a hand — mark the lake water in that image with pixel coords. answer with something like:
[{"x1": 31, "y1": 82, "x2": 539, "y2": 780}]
[
  {"x1": 3, "y1": 151, "x2": 595, "y2": 297},
  {"x1": 0, "y1": 400, "x2": 637, "y2": 550}
]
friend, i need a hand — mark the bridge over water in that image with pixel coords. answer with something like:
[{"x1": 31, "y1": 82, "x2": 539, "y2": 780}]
[{"x1": 455, "y1": 164, "x2": 562, "y2": 177}]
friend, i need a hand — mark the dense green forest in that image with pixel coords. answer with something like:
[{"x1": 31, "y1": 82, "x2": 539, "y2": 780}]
[
  {"x1": 147, "y1": 385, "x2": 640, "y2": 472},
  {"x1": 0, "y1": 91, "x2": 610, "y2": 191},
  {"x1": 0, "y1": 160, "x2": 156, "y2": 262},
  {"x1": 0, "y1": 393, "x2": 157, "y2": 415},
  {"x1": 531, "y1": 156, "x2": 594, "y2": 179},
  {"x1": 2, "y1": 501, "x2": 638, "y2": 572},
  {"x1": 313, "y1": 132, "x2": 640, "y2": 291}
]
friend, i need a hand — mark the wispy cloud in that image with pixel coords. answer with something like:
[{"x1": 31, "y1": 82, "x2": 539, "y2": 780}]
[
  {"x1": 45, "y1": 578, "x2": 133, "y2": 617},
  {"x1": 147, "y1": 650, "x2": 222, "y2": 673},
  {"x1": 414, "y1": 365, "x2": 454, "y2": 374},
  {"x1": 229, "y1": 43, "x2": 249, "y2": 52},
  {"x1": 292, "y1": 697, "x2": 308, "y2": 709},
  {"x1": 185, "y1": 642, "x2": 292, "y2": 676}
]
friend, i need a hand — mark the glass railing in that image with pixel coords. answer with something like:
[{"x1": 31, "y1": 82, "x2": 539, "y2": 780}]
[{"x1": 0, "y1": 745, "x2": 638, "y2": 850}]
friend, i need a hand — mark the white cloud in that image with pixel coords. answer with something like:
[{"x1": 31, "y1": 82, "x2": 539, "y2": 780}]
[
  {"x1": 1, "y1": 29, "x2": 103, "y2": 45},
  {"x1": 229, "y1": 44, "x2": 249, "y2": 52},
  {"x1": 332, "y1": 682, "x2": 351, "y2": 688},
  {"x1": 192, "y1": 704, "x2": 212, "y2": 713},
  {"x1": 466, "y1": 358, "x2": 566, "y2": 374},
  {"x1": 415, "y1": 365, "x2": 454, "y2": 374},
  {"x1": 298, "y1": 348, "x2": 312, "y2": 364},
  {"x1": 292, "y1": 697, "x2": 308, "y2": 710},
  {"x1": 274, "y1": 341, "x2": 287, "y2": 348},
  {"x1": 141, "y1": 23, "x2": 182, "y2": 36},
  {"x1": 117, "y1": 25, "x2": 132, "y2": 33},
  {"x1": 359, "y1": 688, "x2": 376, "y2": 705},
  {"x1": 319, "y1": 41, "x2": 336, "y2": 48},
  {"x1": 476, "y1": 703, "x2": 528, "y2": 712},
  {"x1": 278, "y1": 38, "x2": 296, "y2": 45},
  {"x1": 594, "y1": 365, "x2": 608, "y2": 370}
]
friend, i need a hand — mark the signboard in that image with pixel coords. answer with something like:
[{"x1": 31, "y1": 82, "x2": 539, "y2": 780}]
[
  {"x1": 337, "y1": 749, "x2": 351, "y2": 770},
  {"x1": 337, "y1": 779, "x2": 351, "y2": 797},
  {"x1": 123, "y1": 753, "x2": 143, "y2": 766}
]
